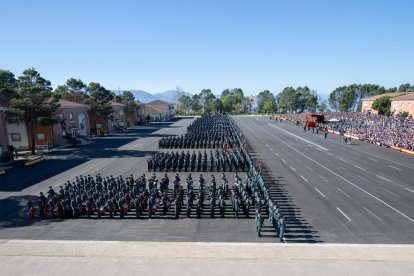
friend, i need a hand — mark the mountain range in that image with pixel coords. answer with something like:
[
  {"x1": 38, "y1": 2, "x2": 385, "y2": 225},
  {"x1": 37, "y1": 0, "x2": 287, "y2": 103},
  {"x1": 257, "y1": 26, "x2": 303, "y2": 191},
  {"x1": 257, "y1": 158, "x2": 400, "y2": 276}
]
[{"x1": 113, "y1": 90, "x2": 192, "y2": 103}]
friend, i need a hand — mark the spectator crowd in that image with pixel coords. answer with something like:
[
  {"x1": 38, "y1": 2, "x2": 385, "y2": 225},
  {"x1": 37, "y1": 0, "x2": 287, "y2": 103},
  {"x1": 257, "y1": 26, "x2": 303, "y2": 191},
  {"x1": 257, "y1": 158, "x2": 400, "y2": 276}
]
[{"x1": 278, "y1": 112, "x2": 414, "y2": 151}]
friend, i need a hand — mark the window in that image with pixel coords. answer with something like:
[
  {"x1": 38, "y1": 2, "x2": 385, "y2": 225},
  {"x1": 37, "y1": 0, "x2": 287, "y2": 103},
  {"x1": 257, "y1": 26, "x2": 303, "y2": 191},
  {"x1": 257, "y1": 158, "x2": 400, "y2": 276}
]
[
  {"x1": 119, "y1": 110, "x2": 124, "y2": 116},
  {"x1": 59, "y1": 114, "x2": 64, "y2": 121},
  {"x1": 96, "y1": 123, "x2": 101, "y2": 129},
  {"x1": 37, "y1": 133, "x2": 45, "y2": 140},
  {"x1": 401, "y1": 103, "x2": 404, "y2": 108},
  {"x1": 409, "y1": 103, "x2": 411, "y2": 108},
  {"x1": 11, "y1": 133, "x2": 21, "y2": 141},
  {"x1": 69, "y1": 113, "x2": 74, "y2": 120}
]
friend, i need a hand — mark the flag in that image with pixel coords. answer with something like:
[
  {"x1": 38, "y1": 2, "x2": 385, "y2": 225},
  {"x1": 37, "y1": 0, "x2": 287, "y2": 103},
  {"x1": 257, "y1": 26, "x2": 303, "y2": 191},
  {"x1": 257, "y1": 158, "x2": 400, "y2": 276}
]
[{"x1": 249, "y1": 95, "x2": 257, "y2": 105}]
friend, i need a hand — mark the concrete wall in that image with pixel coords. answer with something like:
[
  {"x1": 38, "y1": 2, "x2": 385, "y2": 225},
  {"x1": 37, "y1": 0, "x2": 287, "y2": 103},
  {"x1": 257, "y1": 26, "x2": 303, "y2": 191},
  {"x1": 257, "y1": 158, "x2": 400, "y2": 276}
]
[
  {"x1": 53, "y1": 107, "x2": 90, "y2": 146},
  {"x1": 361, "y1": 100, "x2": 377, "y2": 113},
  {"x1": 6, "y1": 121, "x2": 29, "y2": 150},
  {"x1": 392, "y1": 100, "x2": 414, "y2": 116},
  {"x1": 110, "y1": 105, "x2": 126, "y2": 130}
]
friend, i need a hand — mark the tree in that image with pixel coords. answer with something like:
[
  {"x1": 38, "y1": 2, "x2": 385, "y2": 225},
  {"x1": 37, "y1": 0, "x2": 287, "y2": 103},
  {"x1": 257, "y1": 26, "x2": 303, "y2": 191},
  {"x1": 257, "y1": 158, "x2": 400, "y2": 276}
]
[
  {"x1": 177, "y1": 95, "x2": 192, "y2": 115},
  {"x1": 398, "y1": 83, "x2": 411, "y2": 92},
  {"x1": 199, "y1": 89, "x2": 215, "y2": 114},
  {"x1": 191, "y1": 94, "x2": 202, "y2": 114},
  {"x1": 10, "y1": 68, "x2": 60, "y2": 154},
  {"x1": 329, "y1": 85, "x2": 357, "y2": 112},
  {"x1": 220, "y1": 88, "x2": 244, "y2": 114},
  {"x1": 0, "y1": 70, "x2": 17, "y2": 107},
  {"x1": 213, "y1": 98, "x2": 224, "y2": 114},
  {"x1": 276, "y1": 87, "x2": 296, "y2": 113},
  {"x1": 115, "y1": 90, "x2": 137, "y2": 112},
  {"x1": 54, "y1": 78, "x2": 88, "y2": 103},
  {"x1": 86, "y1": 82, "x2": 114, "y2": 133},
  {"x1": 372, "y1": 96, "x2": 391, "y2": 115},
  {"x1": 257, "y1": 90, "x2": 275, "y2": 113}
]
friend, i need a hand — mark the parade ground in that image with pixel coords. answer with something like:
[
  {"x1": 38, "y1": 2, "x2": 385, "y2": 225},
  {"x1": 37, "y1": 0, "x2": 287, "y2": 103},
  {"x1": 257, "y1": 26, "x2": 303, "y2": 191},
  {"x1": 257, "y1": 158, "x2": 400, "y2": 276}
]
[
  {"x1": 0, "y1": 116, "x2": 413, "y2": 275},
  {"x1": 233, "y1": 116, "x2": 414, "y2": 244}
]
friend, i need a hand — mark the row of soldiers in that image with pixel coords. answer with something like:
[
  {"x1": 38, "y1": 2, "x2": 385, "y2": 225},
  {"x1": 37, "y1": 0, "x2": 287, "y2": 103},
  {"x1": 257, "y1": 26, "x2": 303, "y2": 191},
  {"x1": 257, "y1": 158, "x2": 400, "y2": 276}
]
[
  {"x1": 147, "y1": 148, "x2": 246, "y2": 173},
  {"x1": 246, "y1": 161, "x2": 286, "y2": 242},
  {"x1": 27, "y1": 172, "x2": 245, "y2": 220},
  {"x1": 159, "y1": 115, "x2": 240, "y2": 149}
]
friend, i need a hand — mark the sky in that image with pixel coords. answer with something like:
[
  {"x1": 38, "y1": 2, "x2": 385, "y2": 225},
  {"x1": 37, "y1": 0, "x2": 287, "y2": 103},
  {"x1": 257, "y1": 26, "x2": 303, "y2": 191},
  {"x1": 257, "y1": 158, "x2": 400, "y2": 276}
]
[{"x1": 1, "y1": 0, "x2": 413, "y2": 96}]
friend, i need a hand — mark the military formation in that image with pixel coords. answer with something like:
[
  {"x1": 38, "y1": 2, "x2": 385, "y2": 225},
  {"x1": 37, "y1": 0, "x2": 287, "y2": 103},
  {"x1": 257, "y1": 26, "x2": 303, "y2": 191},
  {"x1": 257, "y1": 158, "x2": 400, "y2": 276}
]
[
  {"x1": 159, "y1": 115, "x2": 239, "y2": 149},
  {"x1": 26, "y1": 115, "x2": 286, "y2": 242},
  {"x1": 147, "y1": 148, "x2": 246, "y2": 172}
]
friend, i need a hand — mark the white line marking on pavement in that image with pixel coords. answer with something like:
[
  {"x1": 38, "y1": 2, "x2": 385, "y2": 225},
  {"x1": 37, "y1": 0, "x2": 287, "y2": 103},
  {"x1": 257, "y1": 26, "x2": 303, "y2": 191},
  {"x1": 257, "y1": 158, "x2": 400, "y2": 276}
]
[
  {"x1": 305, "y1": 165, "x2": 313, "y2": 171},
  {"x1": 275, "y1": 153, "x2": 280, "y2": 157},
  {"x1": 337, "y1": 188, "x2": 350, "y2": 198},
  {"x1": 337, "y1": 207, "x2": 352, "y2": 221},
  {"x1": 383, "y1": 188, "x2": 400, "y2": 198},
  {"x1": 319, "y1": 134, "x2": 414, "y2": 171},
  {"x1": 319, "y1": 175, "x2": 328, "y2": 182},
  {"x1": 268, "y1": 124, "x2": 328, "y2": 151},
  {"x1": 266, "y1": 144, "x2": 269, "y2": 147},
  {"x1": 338, "y1": 158, "x2": 348, "y2": 163},
  {"x1": 300, "y1": 175, "x2": 308, "y2": 182},
  {"x1": 388, "y1": 165, "x2": 402, "y2": 171},
  {"x1": 406, "y1": 188, "x2": 414, "y2": 193},
  {"x1": 354, "y1": 165, "x2": 366, "y2": 171},
  {"x1": 369, "y1": 158, "x2": 378, "y2": 162},
  {"x1": 253, "y1": 124, "x2": 414, "y2": 223},
  {"x1": 281, "y1": 158, "x2": 287, "y2": 163},
  {"x1": 315, "y1": 188, "x2": 326, "y2": 197},
  {"x1": 364, "y1": 207, "x2": 382, "y2": 221},
  {"x1": 289, "y1": 166, "x2": 296, "y2": 172},
  {"x1": 270, "y1": 148, "x2": 273, "y2": 151},
  {"x1": 376, "y1": 175, "x2": 391, "y2": 182},
  {"x1": 352, "y1": 152, "x2": 361, "y2": 156}
]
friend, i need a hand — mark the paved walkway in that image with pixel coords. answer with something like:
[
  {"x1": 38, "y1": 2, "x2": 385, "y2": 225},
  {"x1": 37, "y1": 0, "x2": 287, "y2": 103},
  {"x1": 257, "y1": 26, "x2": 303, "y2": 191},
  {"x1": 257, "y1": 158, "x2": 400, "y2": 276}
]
[{"x1": 1, "y1": 240, "x2": 413, "y2": 275}]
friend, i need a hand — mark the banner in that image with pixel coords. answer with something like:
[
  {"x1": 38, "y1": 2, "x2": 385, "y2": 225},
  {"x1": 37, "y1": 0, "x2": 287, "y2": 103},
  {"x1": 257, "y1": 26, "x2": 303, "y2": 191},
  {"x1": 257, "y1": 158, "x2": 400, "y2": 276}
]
[
  {"x1": 250, "y1": 95, "x2": 257, "y2": 105},
  {"x1": 78, "y1": 112, "x2": 87, "y2": 136}
]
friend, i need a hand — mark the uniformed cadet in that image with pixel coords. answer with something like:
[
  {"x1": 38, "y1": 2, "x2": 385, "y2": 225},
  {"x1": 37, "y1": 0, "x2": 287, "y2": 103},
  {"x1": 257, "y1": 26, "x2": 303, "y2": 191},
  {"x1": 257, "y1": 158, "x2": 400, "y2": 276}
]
[
  {"x1": 174, "y1": 199, "x2": 180, "y2": 219},
  {"x1": 255, "y1": 210, "x2": 263, "y2": 237},
  {"x1": 118, "y1": 198, "x2": 124, "y2": 219},
  {"x1": 278, "y1": 214, "x2": 286, "y2": 242},
  {"x1": 148, "y1": 196, "x2": 154, "y2": 218},
  {"x1": 108, "y1": 199, "x2": 114, "y2": 219},
  {"x1": 70, "y1": 198, "x2": 77, "y2": 219}
]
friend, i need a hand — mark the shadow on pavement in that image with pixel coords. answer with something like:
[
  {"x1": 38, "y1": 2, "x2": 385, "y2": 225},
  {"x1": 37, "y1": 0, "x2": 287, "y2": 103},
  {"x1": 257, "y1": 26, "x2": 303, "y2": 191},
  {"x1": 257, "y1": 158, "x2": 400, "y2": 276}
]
[
  {"x1": 0, "y1": 120, "x2": 188, "y2": 192},
  {"x1": 247, "y1": 149, "x2": 324, "y2": 244}
]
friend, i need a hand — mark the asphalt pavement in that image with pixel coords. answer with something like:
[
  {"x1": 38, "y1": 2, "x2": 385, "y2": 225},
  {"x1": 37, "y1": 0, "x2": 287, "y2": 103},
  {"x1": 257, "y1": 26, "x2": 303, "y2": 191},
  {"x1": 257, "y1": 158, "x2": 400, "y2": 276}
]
[
  {"x1": 233, "y1": 115, "x2": 414, "y2": 243},
  {"x1": 0, "y1": 117, "x2": 258, "y2": 242},
  {"x1": 1, "y1": 115, "x2": 413, "y2": 244}
]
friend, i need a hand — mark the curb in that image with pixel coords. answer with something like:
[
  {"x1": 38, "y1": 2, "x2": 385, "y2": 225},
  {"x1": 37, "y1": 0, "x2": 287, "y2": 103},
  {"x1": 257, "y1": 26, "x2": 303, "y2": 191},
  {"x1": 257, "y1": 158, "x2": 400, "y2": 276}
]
[{"x1": 24, "y1": 156, "x2": 43, "y2": 166}]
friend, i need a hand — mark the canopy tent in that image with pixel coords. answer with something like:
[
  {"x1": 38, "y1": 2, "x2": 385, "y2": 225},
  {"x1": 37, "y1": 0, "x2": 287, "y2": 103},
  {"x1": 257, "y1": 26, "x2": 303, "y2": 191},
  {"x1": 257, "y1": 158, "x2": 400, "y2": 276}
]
[{"x1": 327, "y1": 118, "x2": 340, "y2": 122}]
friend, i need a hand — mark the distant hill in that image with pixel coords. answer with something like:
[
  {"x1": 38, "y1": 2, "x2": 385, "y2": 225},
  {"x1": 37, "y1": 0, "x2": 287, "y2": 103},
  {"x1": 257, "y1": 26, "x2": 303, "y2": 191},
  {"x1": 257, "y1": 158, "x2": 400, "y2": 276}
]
[{"x1": 113, "y1": 90, "x2": 192, "y2": 103}]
